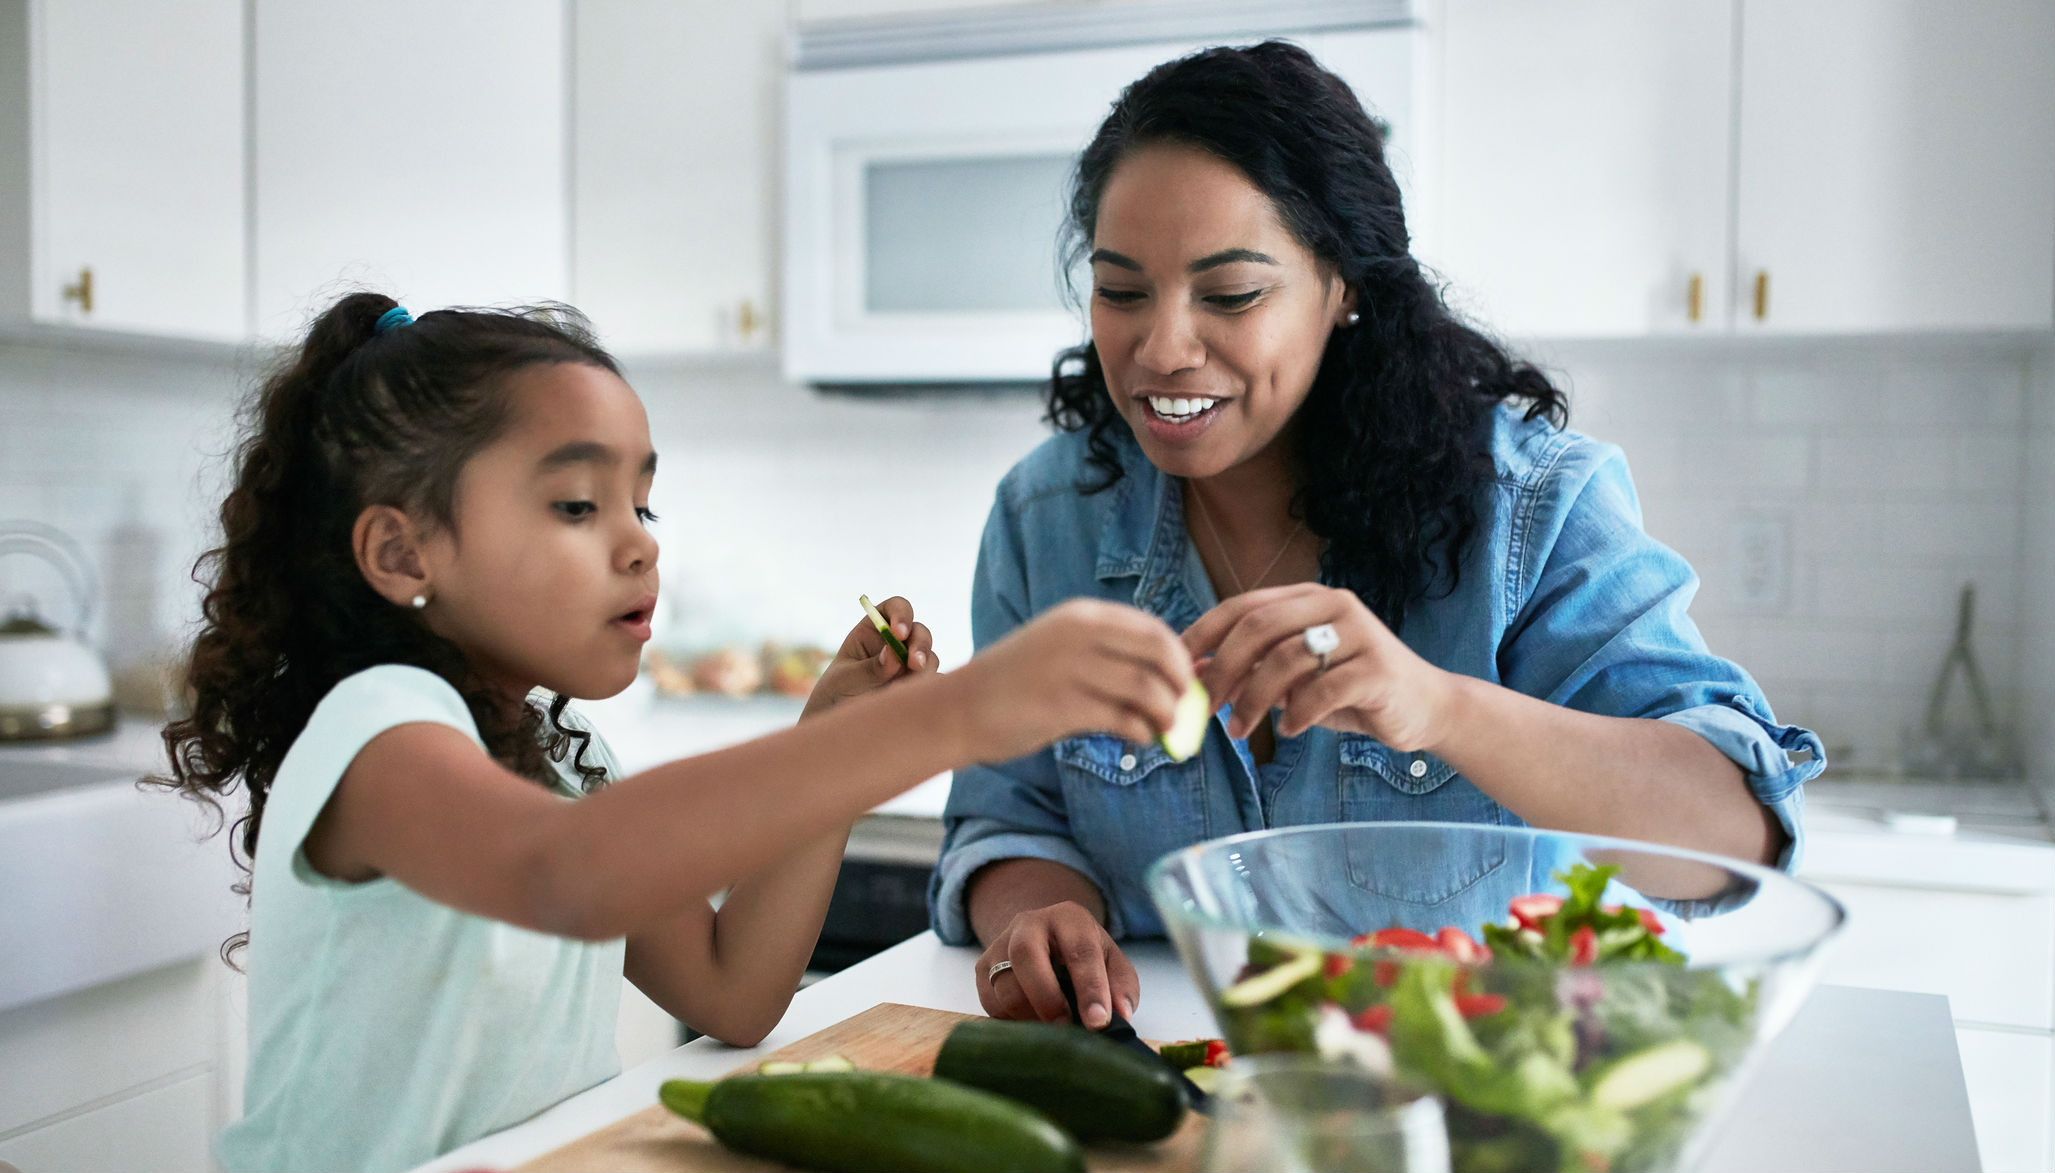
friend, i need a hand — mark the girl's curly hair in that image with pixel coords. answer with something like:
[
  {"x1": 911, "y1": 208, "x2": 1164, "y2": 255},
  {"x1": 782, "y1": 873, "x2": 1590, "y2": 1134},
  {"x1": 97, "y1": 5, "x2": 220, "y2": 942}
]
[
  {"x1": 151, "y1": 292, "x2": 621, "y2": 964},
  {"x1": 1048, "y1": 41, "x2": 1568, "y2": 628}
]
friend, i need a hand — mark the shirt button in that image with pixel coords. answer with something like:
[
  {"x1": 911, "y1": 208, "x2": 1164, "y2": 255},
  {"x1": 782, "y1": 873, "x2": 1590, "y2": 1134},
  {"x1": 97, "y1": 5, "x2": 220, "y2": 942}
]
[
  {"x1": 1409, "y1": 758, "x2": 1428, "y2": 778},
  {"x1": 1119, "y1": 753, "x2": 1138, "y2": 771}
]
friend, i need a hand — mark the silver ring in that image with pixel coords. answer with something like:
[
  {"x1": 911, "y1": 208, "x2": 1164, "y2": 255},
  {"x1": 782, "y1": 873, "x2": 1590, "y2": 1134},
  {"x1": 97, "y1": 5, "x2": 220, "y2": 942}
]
[
  {"x1": 987, "y1": 959, "x2": 1014, "y2": 983},
  {"x1": 1303, "y1": 623, "x2": 1340, "y2": 672}
]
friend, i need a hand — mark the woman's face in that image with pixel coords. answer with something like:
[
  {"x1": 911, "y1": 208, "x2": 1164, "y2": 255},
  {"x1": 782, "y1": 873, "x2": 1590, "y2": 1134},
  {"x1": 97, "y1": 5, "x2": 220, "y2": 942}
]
[{"x1": 1089, "y1": 142, "x2": 1354, "y2": 481}]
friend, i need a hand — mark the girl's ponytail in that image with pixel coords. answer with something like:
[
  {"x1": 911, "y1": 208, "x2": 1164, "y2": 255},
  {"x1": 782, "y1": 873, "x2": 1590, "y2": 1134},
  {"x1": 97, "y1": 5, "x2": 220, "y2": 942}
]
[{"x1": 153, "y1": 292, "x2": 619, "y2": 964}]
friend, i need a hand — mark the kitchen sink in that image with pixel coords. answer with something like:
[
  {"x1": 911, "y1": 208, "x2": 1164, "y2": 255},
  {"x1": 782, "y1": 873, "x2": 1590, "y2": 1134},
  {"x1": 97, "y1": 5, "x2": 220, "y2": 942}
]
[
  {"x1": 0, "y1": 752, "x2": 239, "y2": 1012},
  {"x1": 0, "y1": 757, "x2": 145, "y2": 803}
]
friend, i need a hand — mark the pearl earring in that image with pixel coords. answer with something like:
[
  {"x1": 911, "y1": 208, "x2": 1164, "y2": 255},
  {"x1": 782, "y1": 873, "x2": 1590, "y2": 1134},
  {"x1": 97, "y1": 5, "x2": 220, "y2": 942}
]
[
  {"x1": 1344, "y1": 310, "x2": 1361, "y2": 326},
  {"x1": 411, "y1": 594, "x2": 428, "y2": 609}
]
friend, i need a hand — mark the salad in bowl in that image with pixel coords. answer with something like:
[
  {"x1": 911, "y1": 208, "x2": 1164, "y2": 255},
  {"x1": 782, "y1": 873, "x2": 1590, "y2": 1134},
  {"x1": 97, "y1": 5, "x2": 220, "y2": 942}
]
[{"x1": 1146, "y1": 822, "x2": 1844, "y2": 1173}]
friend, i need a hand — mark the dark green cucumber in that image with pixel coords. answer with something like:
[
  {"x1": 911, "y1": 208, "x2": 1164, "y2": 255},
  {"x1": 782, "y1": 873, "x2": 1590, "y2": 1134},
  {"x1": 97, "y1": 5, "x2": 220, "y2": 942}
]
[
  {"x1": 932, "y1": 1018, "x2": 1187, "y2": 1143},
  {"x1": 659, "y1": 1071, "x2": 1085, "y2": 1173}
]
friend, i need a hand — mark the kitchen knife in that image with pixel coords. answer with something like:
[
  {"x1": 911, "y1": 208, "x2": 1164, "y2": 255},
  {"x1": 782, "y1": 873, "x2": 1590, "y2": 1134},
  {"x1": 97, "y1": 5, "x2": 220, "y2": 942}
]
[{"x1": 1053, "y1": 965, "x2": 1213, "y2": 1114}]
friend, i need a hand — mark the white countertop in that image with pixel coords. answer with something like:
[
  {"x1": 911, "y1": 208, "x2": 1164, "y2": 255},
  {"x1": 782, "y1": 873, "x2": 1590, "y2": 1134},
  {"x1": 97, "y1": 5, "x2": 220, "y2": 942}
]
[{"x1": 417, "y1": 932, "x2": 1981, "y2": 1173}]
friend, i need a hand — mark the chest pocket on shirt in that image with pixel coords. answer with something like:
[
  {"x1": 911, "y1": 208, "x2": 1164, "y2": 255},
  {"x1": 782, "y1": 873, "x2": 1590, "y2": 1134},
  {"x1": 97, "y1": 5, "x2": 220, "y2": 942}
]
[
  {"x1": 1053, "y1": 735, "x2": 1210, "y2": 896},
  {"x1": 1337, "y1": 734, "x2": 1507, "y2": 906}
]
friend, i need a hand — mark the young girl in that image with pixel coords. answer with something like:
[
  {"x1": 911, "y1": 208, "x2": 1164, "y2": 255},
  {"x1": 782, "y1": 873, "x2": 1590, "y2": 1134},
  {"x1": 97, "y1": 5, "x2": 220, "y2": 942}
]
[{"x1": 156, "y1": 293, "x2": 1196, "y2": 1173}]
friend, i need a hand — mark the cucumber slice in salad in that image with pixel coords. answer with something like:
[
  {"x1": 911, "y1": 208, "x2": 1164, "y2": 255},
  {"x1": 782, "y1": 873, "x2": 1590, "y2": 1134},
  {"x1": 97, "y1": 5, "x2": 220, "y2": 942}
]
[
  {"x1": 1159, "y1": 679, "x2": 1211, "y2": 762},
  {"x1": 1588, "y1": 1038, "x2": 1712, "y2": 1111},
  {"x1": 1218, "y1": 941, "x2": 1322, "y2": 1007}
]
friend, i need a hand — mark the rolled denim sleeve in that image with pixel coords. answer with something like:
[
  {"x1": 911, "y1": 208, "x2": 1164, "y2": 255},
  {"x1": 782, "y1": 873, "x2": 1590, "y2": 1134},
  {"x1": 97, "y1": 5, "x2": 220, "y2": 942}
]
[
  {"x1": 1499, "y1": 439, "x2": 1824, "y2": 882},
  {"x1": 927, "y1": 483, "x2": 1121, "y2": 945}
]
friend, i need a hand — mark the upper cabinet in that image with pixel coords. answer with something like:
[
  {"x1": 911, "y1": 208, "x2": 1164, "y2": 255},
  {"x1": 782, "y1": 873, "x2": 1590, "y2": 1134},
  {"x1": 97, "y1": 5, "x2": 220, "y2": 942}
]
[
  {"x1": 1428, "y1": 1, "x2": 1734, "y2": 337},
  {"x1": 1429, "y1": 0, "x2": 2055, "y2": 338},
  {"x1": 570, "y1": 0, "x2": 781, "y2": 357},
  {"x1": 250, "y1": 0, "x2": 569, "y2": 340},
  {"x1": 1734, "y1": 0, "x2": 2055, "y2": 335},
  {"x1": 0, "y1": 0, "x2": 247, "y2": 343}
]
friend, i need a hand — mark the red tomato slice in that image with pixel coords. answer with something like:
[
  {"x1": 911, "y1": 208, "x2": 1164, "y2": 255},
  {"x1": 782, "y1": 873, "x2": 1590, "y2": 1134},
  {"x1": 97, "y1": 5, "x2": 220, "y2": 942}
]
[
  {"x1": 1373, "y1": 961, "x2": 1399, "y2": 988},
  {"x1": 1437, "y1": 926, "x2": 1489, "y2": 963},
  {"x1": 1203, "y1": 1039, "x2": 1230, "y2": 1068},
  {"x1": 1370, "y1": 927, "x2": 1444, "y2": 952},
  {"x1": 1569, "y1": 924, "x2": 1598, "y2": 967},
  {"x1": 1454, "y1": 992, "x2": 1508, "y2": 1019},
  {"x1": 1352, "y1": 1004, "x2": 1394, "y2": 1034},
  {"x1": 1638, "y1": 908, "x2": 1666, "y2": 935},
  {"x1": 1508, "y1": 894, "x2": 1564, "y2": 931},
  {"x1": 1323, "y1": 952, "x2": 1353, "y2": 980}
]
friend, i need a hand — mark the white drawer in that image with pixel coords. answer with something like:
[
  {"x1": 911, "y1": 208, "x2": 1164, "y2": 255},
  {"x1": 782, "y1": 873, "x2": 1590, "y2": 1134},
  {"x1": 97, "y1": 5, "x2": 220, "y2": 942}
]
[
  {"x1": 1957, "y1": 1026, "x2": 2055, "y2": 1173},
  {"x1": 0, "y1": 959, "x2": 213, "y2": 1135},
  {"x1": 0, "y1": 1069, "x2": 212, "y2": 1173},
  {"x1": 1807, "y1": 880, "x2": 2055, "y2": 1030}
]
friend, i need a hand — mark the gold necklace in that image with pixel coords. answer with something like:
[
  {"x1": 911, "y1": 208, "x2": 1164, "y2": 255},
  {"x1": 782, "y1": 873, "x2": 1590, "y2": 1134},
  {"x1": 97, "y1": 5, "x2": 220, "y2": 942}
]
[{"x1": 1188, "y1": 484, "x2": 1305, "y2": 595}]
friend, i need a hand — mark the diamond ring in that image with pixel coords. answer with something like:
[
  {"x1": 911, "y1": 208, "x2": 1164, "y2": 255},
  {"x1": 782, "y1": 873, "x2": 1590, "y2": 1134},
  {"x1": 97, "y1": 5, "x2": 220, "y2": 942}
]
[
  {"x1": 987, "y1": 959, "x2": 1014, "y2": 983},
  {"x1": 1303, "y1": 623, "x2": 1341, "y2": 672}
]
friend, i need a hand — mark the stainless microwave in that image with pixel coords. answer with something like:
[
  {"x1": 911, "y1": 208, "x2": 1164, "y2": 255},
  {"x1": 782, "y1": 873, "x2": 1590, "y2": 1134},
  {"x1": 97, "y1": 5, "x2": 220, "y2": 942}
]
[{"x1": 781, "y1": 1, "x2": 1428, "y2": 387}]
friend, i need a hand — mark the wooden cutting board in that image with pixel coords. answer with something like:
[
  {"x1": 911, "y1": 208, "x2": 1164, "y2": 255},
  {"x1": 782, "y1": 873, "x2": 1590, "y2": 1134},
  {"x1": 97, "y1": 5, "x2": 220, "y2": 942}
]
[{"x1": 515, "y1": 1003, "x2": 1209, "y2": 1173}]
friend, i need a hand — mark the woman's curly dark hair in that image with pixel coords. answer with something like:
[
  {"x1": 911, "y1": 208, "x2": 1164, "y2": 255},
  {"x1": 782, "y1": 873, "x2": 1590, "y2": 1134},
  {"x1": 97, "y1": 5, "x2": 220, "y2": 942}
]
[
  {"x1": 1048, "y1": 40, "x2": 1568, "y2": 628},
  {"x1": 150, "y1": 292, "x2": 620, "y2": 964}
]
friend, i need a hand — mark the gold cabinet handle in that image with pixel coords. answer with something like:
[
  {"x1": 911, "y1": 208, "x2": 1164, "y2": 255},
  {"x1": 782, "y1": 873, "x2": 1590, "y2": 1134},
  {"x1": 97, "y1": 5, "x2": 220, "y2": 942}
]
[
  {"x1": 1687, "y1": 273, "x2": 1703, "y2": 323},
  {"x1": 61, "y1": 266, "x2": 93, "y2": 314},
  {"x1": 737, "y1": 298, "x2": 760, "y2": 344},
  {"x1": 1753, "y1": 270, "x2": 1769, "y2": 321}
]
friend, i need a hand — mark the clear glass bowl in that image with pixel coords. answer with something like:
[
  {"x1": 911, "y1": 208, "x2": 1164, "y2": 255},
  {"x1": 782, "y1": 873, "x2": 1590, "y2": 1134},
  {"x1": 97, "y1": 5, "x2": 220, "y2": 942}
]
[{"x1": 1146, "y1": 822, "x2": 1845, "y2": 1173}]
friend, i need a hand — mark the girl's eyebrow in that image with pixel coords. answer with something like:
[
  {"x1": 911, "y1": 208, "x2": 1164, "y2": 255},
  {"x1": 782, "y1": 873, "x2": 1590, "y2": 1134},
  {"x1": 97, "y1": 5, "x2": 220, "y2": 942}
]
[{"x1": 537, "y1": 441, "x2": 659, "y2": 474}]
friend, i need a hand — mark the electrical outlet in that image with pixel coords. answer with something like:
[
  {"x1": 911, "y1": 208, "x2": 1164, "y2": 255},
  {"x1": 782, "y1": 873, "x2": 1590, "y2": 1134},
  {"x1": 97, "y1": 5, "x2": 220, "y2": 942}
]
[{"x1": 1729, "y1": 514, "x2": 1790, "y2": 613}]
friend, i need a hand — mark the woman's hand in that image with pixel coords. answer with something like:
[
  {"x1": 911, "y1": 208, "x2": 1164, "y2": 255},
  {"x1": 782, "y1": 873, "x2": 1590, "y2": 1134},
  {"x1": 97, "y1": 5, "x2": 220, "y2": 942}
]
[
  {"x1": 801, "y1": 595, "x2": 937, "y2": 720},
  {"x1": 953, "y1": 598, "x2": 1194, "y2": 763},
  {"x1": 976, "y1": 900, "x2": 1139, "y2": 1029},
  {"x1": 1182, "y1": 583, "x2": 1456, "y2": 750}
]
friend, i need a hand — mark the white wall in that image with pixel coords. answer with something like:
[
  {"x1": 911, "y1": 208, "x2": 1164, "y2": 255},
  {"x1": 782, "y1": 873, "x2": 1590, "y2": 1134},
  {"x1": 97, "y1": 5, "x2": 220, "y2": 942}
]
[
  {"x1": 2020, "y1": 343, "x2": 2055, "y2": 812},
  {"x1": 1, "y1": 333, "x2": 2045, "y2": 779}
]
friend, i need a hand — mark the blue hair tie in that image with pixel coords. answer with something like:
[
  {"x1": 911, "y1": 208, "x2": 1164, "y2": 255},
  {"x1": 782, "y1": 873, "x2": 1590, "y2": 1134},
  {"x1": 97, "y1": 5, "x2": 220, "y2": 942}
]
[{"x1": 375, "y1": 305, "x2": 414, "y2": 335}]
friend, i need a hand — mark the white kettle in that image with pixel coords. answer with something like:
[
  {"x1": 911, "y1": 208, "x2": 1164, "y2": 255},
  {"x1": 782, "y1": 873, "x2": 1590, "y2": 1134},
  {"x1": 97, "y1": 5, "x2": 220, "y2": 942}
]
[{"x1": 0, "y1": 522, "x2": 114, "y2": 742}]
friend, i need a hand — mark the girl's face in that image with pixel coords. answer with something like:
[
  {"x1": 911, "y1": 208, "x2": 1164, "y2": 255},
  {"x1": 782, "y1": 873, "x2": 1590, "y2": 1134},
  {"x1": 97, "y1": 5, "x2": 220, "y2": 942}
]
[
  {"x1": 419, "y1": 362, "x2": 660, "y2": 704},
  {"x1": 1088, "y1": 142, "x2": 1354, "y2": 481}
]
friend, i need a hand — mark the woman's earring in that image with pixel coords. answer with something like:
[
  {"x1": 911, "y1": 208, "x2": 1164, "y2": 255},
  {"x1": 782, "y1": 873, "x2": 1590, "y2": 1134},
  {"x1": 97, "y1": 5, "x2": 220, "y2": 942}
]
[
  {"x1": 1344, "y1": 310, "x2": 1361, "y2": 327},
  {"x1": 411, "y1": 594, "x2": 428, "y2": 610}
]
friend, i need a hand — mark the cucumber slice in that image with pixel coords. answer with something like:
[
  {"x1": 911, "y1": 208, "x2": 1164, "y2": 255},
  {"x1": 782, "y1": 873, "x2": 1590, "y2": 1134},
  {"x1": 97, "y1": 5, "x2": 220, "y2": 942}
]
[
  {"x1": 759, "y1": 1061, "x2": 807, "y2": 1076},
  {"x1": 804, "y1": 1055, "x2": 856, "y2": 1073},
  {"x1": 1218, "y1": 942, "x2": 1322, "y2": 1007},
  {"x1": 1159, "y1": 679, "x2": 1211, "y2": 762},
  {"x1": 1588, "y1": 1038, "x2": 1712, "y2": 1111},
  {"x1": 1183, "y1": 1065, "x2": 1223, "y2": 1095},
  {"x1": 857, "y1": 594, "x2": 909, "y2": 663}
]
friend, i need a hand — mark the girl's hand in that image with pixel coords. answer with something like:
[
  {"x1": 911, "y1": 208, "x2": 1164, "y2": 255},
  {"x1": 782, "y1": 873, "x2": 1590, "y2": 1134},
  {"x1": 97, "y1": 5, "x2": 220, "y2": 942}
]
[
  {"x1": 1181, "y1": 583, "x2": 1456, "y2": 750},
  {"x1": 800, "y1": 595, "x2": 937, "y2": 720},
  {"x1": 977, "y1": 901, "x2": 1139, "y2": 1029},
  {"x1": 954, "y1": 599, "x2": 1193, "y2": 764}
]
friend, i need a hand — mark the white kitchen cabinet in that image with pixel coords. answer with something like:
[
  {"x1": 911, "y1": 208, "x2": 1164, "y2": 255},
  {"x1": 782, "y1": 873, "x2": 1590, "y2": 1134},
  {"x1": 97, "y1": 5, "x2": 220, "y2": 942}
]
[
  {"x1": 1800, "y1": 825, "x2": 2055, "y2": 1173},
  {"x1": 0, "y1": 0, "x2": 246, "y2": 343},
  {"x1": 0, "y1": 959, "x2": 221, "y2": 1172},
  {"x1": 1956, "y1": 1026, "x2": 2055, "y2": 1173},
  {"x1": 0, "y1": 1071, "x2": 214, "y2": 1173},
  {"x1": 251, "y1": 0, "x2": 568, "y2": 340},
  {"x1": 1433, "y1": 0, "x2": 2055, "y2": 338},
  {"x1": 1430, "y1": 0, "x2": 1734, "y2": 337},
  {"x1": 571, "y1": 0, "x2": 781, "y2": 356},
  {"x1": 1735, "y1": 0, "x2": 2055, "y2": 335}
]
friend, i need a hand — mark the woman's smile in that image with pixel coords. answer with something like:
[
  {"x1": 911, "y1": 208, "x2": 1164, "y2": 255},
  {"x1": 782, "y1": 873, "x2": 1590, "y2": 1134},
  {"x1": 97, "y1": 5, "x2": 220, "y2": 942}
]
[{"x1": 1137, "y1": 392, "x2": 1230, "y2": 440}]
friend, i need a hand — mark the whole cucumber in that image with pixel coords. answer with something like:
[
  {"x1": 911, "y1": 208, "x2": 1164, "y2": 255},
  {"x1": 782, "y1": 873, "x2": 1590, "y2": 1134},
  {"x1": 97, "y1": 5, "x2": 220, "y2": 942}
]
[
  {"x1": 932, "y1": 1018, "x2": 1187, "y2": 1143},
  {"x1": 659, "y1": 1071, "x2": 1086, "y2": 1173}
]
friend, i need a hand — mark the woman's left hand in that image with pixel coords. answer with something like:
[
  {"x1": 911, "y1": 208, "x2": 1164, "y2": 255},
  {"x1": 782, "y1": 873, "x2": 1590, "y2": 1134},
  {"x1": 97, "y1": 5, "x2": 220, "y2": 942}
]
[{"x1": 1181, "y1": 583, "x2": 1455, "y2": 750}]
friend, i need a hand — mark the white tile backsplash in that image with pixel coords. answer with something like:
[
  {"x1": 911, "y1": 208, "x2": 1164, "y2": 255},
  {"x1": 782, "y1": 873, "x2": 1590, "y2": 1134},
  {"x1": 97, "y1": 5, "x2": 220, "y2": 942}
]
[{"x1": 3, "y1": 331, "x2": 2049, "y2": 780}]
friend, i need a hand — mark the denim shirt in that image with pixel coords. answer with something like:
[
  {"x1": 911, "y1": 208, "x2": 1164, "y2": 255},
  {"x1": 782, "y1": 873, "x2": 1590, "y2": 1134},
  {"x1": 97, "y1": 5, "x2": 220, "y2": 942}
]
[{"x1": 930, "y1": 407, "x2": 1824, "y2": 944}]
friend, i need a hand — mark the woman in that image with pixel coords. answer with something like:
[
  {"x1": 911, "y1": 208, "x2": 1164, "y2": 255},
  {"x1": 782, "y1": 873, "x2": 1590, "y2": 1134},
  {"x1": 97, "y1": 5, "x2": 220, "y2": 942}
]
[{"x1": 929, "y1": 41, "x2": 1822, "y2": 1031}]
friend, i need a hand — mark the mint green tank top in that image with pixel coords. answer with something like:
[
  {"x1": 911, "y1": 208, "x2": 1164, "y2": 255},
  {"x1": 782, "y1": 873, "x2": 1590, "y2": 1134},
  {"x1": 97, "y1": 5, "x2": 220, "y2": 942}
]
[{"x1": 216, "y1": 665, "x2": 627, "y2": 1173}]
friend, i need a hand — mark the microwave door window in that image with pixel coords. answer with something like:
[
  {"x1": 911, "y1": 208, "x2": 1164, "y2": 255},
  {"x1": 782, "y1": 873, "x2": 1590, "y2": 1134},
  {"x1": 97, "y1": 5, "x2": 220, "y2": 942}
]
[{"x1": 864, "y1": 153, "x2": 1076, "y2": 314}]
